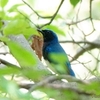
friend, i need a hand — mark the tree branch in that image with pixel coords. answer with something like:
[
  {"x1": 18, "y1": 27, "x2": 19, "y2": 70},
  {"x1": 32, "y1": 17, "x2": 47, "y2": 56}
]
[
  {"x1": 60, "y1": 40, "x2": 100, "y2": 47},
  {"x1": 28, "y1": 75, "x2": 89, "y2": 93},
  {"x1": 18, "y1": 75, "x2": 100, "y2": 97},
  {"x1": 22, "y1": 0, "x2": 64, "y2": 28},
  {"x1": 39, "y1": 0, "x2": 64, "y2": 28},
  {"x1": 59, "y1": 40, "x2": 100, "y2": 62},
  {"x1": 0, "y1": 58, "x2": 20, "y2": 69},
  {"x1": 65, "y1": 17, "x2": 90, "y2": 25}
]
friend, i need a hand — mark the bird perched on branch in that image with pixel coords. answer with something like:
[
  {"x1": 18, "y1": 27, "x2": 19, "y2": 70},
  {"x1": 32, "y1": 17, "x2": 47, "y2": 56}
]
[{"x1": 37, "y1": 29, "x2": 75, "y2": 76}]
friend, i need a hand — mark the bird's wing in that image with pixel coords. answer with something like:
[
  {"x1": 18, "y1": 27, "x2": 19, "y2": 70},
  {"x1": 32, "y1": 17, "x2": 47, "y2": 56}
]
[
  {"x1": 43, "y1": 43, "x2": 71, "y2": 74},
  {"x1": 44, "y1": 43, "x2": 69, "y2": 62}
]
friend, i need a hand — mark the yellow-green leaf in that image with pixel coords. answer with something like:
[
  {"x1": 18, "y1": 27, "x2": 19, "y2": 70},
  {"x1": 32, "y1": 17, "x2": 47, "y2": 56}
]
[{"x1": 0, "y1": 0, "x2": 8, "y2": 8}]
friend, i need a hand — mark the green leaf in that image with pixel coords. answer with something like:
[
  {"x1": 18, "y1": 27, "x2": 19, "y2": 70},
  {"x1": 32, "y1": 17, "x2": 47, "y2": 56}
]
[
  {"x1": 3, "y1": 18, "x2": 38, "y2": 38},
  {"x1": 3, "y1": 19, "x2": 29, "y2": 36},
  {"x1": 41, "y1": 88, "x2": 59, "y2": 99},
  {"x1": 70, "y1": 0, "x2": 80, "y2": 7},
  {"x1": 0, "y1": 36, "x2": 10, "y2": 42},
  {"x1": 0, "y1": 19, "x2": 3, "y2": 29},
  {"x1": 55, "y1": 14, "x2": 63, "y2": 19},
  {"x1": 0, "y1": 11, "x2": 13, "y2": 20},
  {"x1": 0, "y1": 0, "x2": 8, "y2": 8},
  {"x1": 7, "y1": 41, "x2": 36, "y2": 68},
  {"x1": 0, "y1": 77, "x2": 12, "y2": 92},
  {"x1": 22, "y1": 68, "x2": 48, "y2": 80},
  {"x1": 0, "y1": 67, "x2": 20, "y2": 75},
  {"x1": 0, "y1": 77, "x2": 34, "y2": 99},
  {"x1": 0, "y1": 11, "x2": 5, "y2": 18},
  {"x1": 44, "y1": 25, "x2": 65, "y2": 36},
  {"x1": 64, "y1": 90, "x2": 77, "y2": 100},
  {"x1": 22, "y1": 27, "x2": 38, "y2": 39}
]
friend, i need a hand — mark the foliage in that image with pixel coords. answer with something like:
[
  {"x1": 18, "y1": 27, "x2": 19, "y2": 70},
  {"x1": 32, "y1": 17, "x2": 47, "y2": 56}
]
[
  {"x1": 0, "y1": 0, "x2": 100, "y2": 100},
  {"x1": 70, "y1": 0, "x2": 80, "y2": 7}
]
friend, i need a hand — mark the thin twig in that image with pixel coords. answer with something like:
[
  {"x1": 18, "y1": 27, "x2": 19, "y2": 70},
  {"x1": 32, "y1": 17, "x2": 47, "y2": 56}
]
[
  {"x1": 68, "y1": 54, "x2": 95, "y2": 75},
  {"x1": 75, "y1": 0, "x2": 82, "y2": 20},
  {"x1": 86, "y1": 0, "x2": 95, "y2": 36},
  {"x1": 22, "y1": 0, "x2": 64, "y2": 28},
  {"x1": 39, "y1": 0, "x2": 64, "y2": 28},
  {"x1": 59, "y1": 40, "x2": 100, "y2": 47},
  {"x1": 0, "y1": 52, "x2": 9, "y2": 55},
  {"x1": 22, "y1": 0, "x2": 53, "y2": 18},
  {"x1": 71, "y1": 45, "x2": 94, "y2": 62},
  {"x1": 60, "y1": 39, "x2": 100, "y2": 62},
  {"x1": 66, "y1": 17, "x2": 89, "y2": 25}
]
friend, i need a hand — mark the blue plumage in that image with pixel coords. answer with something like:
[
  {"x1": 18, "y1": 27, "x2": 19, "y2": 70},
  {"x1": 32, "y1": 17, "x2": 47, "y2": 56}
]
[{"x1": 38, "y1": 29, "x2": 75, "y2": 76}]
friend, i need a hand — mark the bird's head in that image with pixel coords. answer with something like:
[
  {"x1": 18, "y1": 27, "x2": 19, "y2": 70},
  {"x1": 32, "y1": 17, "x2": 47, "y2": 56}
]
[{"x1": 37, "y1": 29, "x2": 58, "y2": 42}]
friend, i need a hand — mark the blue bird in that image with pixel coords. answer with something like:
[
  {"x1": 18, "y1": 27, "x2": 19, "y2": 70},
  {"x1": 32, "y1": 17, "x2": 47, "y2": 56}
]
[{"x1": 37, "y1": 29, "x2": 75, "y2": 76}]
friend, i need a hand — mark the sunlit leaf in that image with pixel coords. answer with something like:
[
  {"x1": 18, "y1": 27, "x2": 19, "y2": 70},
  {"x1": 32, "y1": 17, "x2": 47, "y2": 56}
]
[
  {"x1": 22, "y1": 68, "x2": 48, "y2": 80},
  {"x1": 0, "y1": 0, "x2": 8, "y2": 8},
  {"x1": 23, "y1": 27, "x2": 38, "y2": 38},
  {"x1": 83, "y1": 82, "x2": 100, "y2": 95},
  {"x1": 3, "y1": 19, "x2": 29, "y2": 35},
  {"x1": 0, "y1": 11, "x2": 5, "y2": 18},
  {"x1": 70, "y1": 0, "x2": 80, "y2": 7},
  {"x1": 0, "y1": 77, "x2": 34, "y2": 99},
  {"x1": 7, "y1": 81, "x2": 33, "y2": 99},
  {"x1": 3, "y1": 18, "x2": 39, "y2": 39},
  {"x1": 0, "y1": 36, "x2": 10, "y2": 42},
  {"x1": 55, "y1": 14, "x2": 63, "y2": 19},
  {"x1": 0, "y1": 11, "x2": 13, "y2": 20},
  {"x1": 0, "y1": 77, "x2": 10, "y2": 92},
  {"x1": 7, "y1": 41, "x2": 36, "y2": 67},
  {"x1": 0, "y1": 67, "x2": 20, "y2": 75},
  {"x1": 44, "y1": 25, "x2": 65, "y2": 36},
  {"x1": 64, "y1": 90, "x2": 78, "y2": 99},
  {"x1": 41, "y1": 88, "x2": 59, "y2": 99},
  {"x1": 0, "y1": 19, "x2": 3, "y2": 29}
]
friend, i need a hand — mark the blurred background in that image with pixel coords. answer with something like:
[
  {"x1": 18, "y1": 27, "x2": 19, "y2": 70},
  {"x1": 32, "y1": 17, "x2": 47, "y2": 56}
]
[
  {"x1": 1, "y1": 0, "x2": 100, "y2": 79},
  {"x1": 0, "y1": 0, "x2": 100, "y2": 99}
]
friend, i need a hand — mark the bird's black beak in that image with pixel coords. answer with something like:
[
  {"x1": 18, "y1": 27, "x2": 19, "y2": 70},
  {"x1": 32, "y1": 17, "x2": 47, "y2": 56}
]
[
  {"x1": 37, "y1": 29, "x2": 43, "y2": 33},
  {"x1": 37, "y1": 29, "x2": 45, "y2": 37}
]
